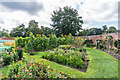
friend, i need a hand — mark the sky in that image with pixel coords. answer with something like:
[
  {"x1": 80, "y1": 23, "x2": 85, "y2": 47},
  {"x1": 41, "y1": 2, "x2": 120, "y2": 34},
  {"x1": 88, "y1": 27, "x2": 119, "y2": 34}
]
[{"x1": 0, "y1": 0, "x2": 119, "y2": 32}]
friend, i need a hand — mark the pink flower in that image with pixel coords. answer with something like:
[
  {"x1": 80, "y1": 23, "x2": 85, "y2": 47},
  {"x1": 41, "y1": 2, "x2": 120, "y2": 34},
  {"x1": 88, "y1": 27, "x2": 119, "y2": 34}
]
[
  {"x1": 7, "y1": 52, "x2": 9, "y2": 54},
  {"x1": 1, "y1": 58, "x2": 3, "y2": 61},
  {"x1": 10, "y1": 52, "x2": 12, "y2": 54},
  {"x1": 31, "y1": 50, "x2": 33, "y2": 52},
  {"x1": 20, "y1": 48, "x2": 23, "y2": 50},
  {"x1": 16, "y1": 47, "x2": 19, "y2": 49},
  {"x1": 29, "y1": 73, "x2": 32, "y2": 75},
  {"x1": 25, "y1": 70, "x2": 28, "y2": 72},
  {"x1": 30, "y1": 71, "x2": 32, "y2": 72},
  {"x1": 1, "y1": 74, "x2": 3, "y2": 75},
  {"x1": 28, "y1": 51, "x2": 30, "y2": 53}
]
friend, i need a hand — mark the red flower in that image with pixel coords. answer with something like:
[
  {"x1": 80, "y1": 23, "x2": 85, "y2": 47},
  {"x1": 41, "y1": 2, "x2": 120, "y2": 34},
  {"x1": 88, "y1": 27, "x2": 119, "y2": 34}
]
[{"x1": 59, "y1": 71, "x2": 62, "y2": 74}]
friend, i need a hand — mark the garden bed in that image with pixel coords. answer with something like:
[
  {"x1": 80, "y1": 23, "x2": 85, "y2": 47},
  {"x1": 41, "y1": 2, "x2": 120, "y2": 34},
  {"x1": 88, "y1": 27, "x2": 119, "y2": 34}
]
[{"x1": 42, "y1": 47, "x2": 91, "y2": 72}]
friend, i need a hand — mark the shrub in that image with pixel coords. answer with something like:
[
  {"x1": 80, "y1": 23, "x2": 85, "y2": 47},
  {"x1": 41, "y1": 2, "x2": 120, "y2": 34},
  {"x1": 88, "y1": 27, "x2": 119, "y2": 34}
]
[
  {"x1": 84, "y1": 40, "x2": 93, "y2": 47},
  {"x1": 42, "y1": 47, "x2": 91, "y2": 69},
  {"x1": 114, "y1": 39, "x2": 120, "y2": 49},
  {"x1": 29, "y1": 50, "x2": 36, "y2": 55},
  {"x1": 16, "y1": 47, "x2": 23, "y2": 60},
  {"x1": 15, "y1": 33, "x2": 74, "y2": 52}
]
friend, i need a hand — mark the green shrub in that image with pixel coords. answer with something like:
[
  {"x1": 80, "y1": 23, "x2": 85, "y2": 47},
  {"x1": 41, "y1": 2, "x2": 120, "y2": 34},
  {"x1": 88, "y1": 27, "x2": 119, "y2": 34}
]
[
  {"x1": 114, "y1": 39, "x2": 120, "y2": 49},
  {"x1": 42, "y1": 47, "x2": 90, "y2": 69},
  {"x1": 15, "y1": 33, "x2": 74, "y2": 52}
]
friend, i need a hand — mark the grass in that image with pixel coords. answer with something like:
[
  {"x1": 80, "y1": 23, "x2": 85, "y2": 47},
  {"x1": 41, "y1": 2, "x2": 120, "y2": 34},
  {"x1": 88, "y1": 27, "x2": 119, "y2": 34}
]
[{"x1": 0, "y1": 47, "x2": 119, "y2": 79}]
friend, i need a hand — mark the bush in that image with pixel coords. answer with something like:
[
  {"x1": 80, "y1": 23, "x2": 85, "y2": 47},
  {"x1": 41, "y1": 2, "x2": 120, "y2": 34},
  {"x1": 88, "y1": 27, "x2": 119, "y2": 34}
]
[
  {"x1": 15, "y1": 33, "x2": 74, "y2": 52},
  {"x1": 114, "y1": 39, "x2": 120, "y2": 49},
  {"x1": 29, "y1": 50, "x2": 36, "y2": 55},
  {"x1": 84, "y1": 40, "x2": 93, "y2": 47},
  {"x1": 42, "y1": 47, "x2": 91, "y2": 69},
  {"x1": 15, "y1": 47, "x2": 23, "y2": 60}
]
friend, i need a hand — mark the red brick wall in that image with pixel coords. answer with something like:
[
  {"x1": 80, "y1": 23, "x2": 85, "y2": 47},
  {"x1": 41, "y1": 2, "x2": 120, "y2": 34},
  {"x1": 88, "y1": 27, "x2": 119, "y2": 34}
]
[
  {"x1": 77, "y1": 32, "x2": 120, "y2": 44},
  {"x1": 0, "y1": 38, "x2": 14, "y2": 40}
]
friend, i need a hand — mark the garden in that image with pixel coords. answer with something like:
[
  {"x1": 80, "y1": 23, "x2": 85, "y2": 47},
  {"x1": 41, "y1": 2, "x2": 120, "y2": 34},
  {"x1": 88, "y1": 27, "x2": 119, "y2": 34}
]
[{"x1": 0, "y1": 32, "x2": 119, "y2": 79}]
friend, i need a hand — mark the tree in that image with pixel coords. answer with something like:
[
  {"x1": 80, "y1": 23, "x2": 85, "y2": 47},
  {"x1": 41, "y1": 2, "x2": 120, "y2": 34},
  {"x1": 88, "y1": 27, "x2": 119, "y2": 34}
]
[
  {"x1": 10, "y1": 24, "x2": 25, "y2": 37},
  {"x1": 0, "y1": 28, "x2": 9, "y2": 37},
  {"x1": 107, "y1": 26, "x2": 117, "y2": 33},
  {"x1": 41, "y1": 26, "x2": 54, "y2": 36},
  {"x1": 102, "y1": 25, "x2": 108, "y2": 33},
  {"x1": 25, "y1": 20, "x2": 43, "y2": 36},
  {"x1": 51, "y1": 6, "x2": 83, "y2": 36}
]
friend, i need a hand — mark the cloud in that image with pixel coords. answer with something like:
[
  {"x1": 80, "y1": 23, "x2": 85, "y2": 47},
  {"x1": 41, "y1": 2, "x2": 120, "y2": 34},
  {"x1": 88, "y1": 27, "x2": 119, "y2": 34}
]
[
  {"x1": 0, "y1": 0, "x2": 118, "y2": 31},
  {"x1": 1, "y1": 2, "x2": 44, "y2": 15}
]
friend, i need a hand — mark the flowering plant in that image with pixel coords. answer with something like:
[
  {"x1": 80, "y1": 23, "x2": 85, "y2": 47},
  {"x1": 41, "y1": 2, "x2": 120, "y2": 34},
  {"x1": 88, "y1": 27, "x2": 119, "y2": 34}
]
[
  {"x1": 29, "y1": 50, "x2": 36, "y2": 55},
  {"x1": 1, "y1": 60, "x2": 66, "y2": 79},
  {"x1": 16, "y1": 46, "x2": 23, "y2": 60}
]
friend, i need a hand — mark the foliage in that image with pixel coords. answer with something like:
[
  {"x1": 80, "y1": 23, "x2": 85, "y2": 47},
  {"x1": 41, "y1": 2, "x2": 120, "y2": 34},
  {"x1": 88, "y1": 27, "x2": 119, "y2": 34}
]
[
  {"x1": 10, "y1": 24, "x2": 25, "y2": 37},
  {"x1": 41, "y1": 26, "x2": 54, "y2": 37},
  {"x1": 29, "y1": 50, "x2": 36, "y2": 55},
  {"x1": 42, "y1": 47, "x2": 91, "y2": 69},
  {"x1": 114, "y1": 39, "x2": 120, "y2": 49},
  {"x1": 74, "y1": 37, "x2": 86, "y2": 48},
  {"x1": 84, "y1": 40, "x2": 93, "y2": 47},
  {"x1": 51, "y1": 6, "x2": 83, "y2": 36},
  {"x1": 2, "y1": 60, "x2": 66, "y2": 79},
  {"x1": 25, "y1": 20, "x2": 44, "y2": 37},
  {"x1": 15, "y1": 33, "x2": 74, "y2": 52},
  {"x1": 0, "y1": 47, "x2": 23, "y2": 66},
  {"x1": 15, "y1": 46, "x2": 23, "y2": 60},
  {"x1": 15, "y1": 37, "x2": 26, "y2": 48}
]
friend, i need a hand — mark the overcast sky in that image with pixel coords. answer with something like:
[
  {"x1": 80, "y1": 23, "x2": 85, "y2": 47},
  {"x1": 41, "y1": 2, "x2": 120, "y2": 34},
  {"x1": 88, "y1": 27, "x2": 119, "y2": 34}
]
[{"x1": 0, "y1": 0, "x2": 119, "y2": 31}]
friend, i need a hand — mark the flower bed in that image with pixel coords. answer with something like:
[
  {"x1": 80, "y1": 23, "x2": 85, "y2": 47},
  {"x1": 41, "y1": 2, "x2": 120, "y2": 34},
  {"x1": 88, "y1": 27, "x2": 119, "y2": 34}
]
[
  {"x1": 0, "y1": 47, "x2": 24, "y2": 68},
  {"x1": 1, "y1": 60, "x2": 66, "y2": 79},
  {"x1": 42, "y1": 46, "x2": 91, "y2": 72}
]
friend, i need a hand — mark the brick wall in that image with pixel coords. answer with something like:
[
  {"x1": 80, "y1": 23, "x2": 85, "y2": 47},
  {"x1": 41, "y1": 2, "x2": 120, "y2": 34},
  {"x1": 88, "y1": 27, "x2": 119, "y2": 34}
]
[{"x1": 77, "y1": 32, "x2": 120, "y2": 44}]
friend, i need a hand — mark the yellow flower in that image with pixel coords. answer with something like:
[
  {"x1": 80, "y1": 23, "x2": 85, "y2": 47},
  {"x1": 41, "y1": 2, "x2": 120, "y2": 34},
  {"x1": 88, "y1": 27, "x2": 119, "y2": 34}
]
[
  {"x1": 64, "y1": 35, "x2": 66, "y2": 37},
  {"x1": 85, "y1": 38, "x2": 87, "y2": 40},
  {"x1": 6, "y1": 75, "x2": 8, "y2": 77},
  {"x1": 28, "y1": 40, "x2": 30, "y2": 42},
  {"x1": 73, "y1": 38, "x2": 74, "y2": 40},
  {"x1": 49, "y1": 34, "x2": 50, "y2": 36},
  {"x1": 21, "y1": 62, "x2": 23, "y2": 64},
  {"x1": 78, "y1": 37, "x2": 80, "y2": 39},
  {"x1": 69, "y1": 33, "x2": 71, "y2": 35}
]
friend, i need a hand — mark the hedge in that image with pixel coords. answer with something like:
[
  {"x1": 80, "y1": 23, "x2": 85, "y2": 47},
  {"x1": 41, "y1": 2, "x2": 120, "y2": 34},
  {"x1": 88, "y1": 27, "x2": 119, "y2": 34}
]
[{"x1": 15, "y1": 33, "x2": 74, "y2": 52}]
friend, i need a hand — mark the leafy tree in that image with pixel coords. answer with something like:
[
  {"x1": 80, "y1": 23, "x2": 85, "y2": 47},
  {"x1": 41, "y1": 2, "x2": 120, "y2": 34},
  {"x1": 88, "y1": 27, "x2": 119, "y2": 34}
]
[
  {"x1": 0, "y1": 28, "x2": 9, "y2": 37},
  {"x1": 106, "y1": 26, "x2": 117, "y2": 33},
  {"x1": 51, "y1": 6, "x2": 83, "y2": 36},
  {"x1": 41, "y1": 26, "x2": 54, "y2": 36},
  {"x1": 10, "y1": 24, "x2": 25, "y2": 37},
  {"x1": 102, "y1": 25, "x2": 108, "y2": 33},
  {"x1": 86, "y1": 28, "x2": 102, "y2": 36},
  {"x1": 25, "y1": 20, "x2": 44, "y2": 36}
]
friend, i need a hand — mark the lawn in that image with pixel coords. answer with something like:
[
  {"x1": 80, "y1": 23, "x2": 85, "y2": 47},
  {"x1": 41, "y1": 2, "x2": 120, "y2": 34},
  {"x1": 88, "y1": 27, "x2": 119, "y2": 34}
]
[{"x1": 0, "y1": 47, "x2": 119, "y2": 79}]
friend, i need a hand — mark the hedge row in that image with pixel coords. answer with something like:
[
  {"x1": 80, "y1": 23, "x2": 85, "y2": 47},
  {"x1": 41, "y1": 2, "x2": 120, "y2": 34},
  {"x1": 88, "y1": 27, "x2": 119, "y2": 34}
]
[{"x1": 15, "y1": 33, "x2": 74, "y2": 52}]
